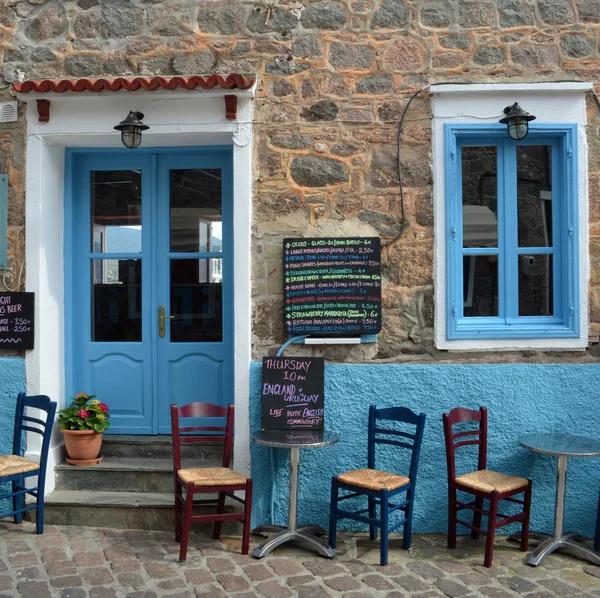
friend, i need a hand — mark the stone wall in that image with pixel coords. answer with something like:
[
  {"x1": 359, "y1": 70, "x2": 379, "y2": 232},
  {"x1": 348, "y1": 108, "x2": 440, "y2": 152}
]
[{"x1": 1, "y1": 0, "x2": 600, "y2": 363}]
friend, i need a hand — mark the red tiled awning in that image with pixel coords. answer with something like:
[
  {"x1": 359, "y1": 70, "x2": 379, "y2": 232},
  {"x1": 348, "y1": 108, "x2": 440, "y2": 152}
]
[{"x1": 13, "y1": 74, "x2": 256, "y2": 94}]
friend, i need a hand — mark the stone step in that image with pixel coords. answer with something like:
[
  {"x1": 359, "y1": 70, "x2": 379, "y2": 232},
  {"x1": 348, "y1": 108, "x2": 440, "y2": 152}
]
[
  {"x1": 39, "y1": 490, "x2": 242, "y2": 533},
  {"x1": 101, "y1": 435, "x2": 224, "y2": 460},
  {"x1": 55, "y1": 457, "x2": 222, "y2": 494}
]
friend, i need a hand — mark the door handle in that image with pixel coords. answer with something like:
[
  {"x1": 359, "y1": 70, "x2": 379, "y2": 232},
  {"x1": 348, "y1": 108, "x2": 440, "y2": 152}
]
[{"x1": 158, "y1": 305, "x2": 174, "y2": 338}]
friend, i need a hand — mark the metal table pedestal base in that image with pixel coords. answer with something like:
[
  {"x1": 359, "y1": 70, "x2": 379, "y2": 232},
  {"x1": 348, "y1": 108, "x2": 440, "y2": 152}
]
[
  {"x1": 251, "y1": 446, "x2": 336, "y2": 559},
  {"x1": 252, "y1": 524, "x2": 335, "y2": 558},
  {"x1": 509, "y1": 532, "x2": 600, "y2": 566}
]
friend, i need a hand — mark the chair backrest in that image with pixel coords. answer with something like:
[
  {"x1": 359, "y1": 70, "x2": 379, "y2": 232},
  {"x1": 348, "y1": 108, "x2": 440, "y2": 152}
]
[
  {"x1": 367, "y1": 405, "x2": 426, "y2": 481},
  {"x1": 13, "y1": 392, "x2": 57, "y2": 476},
  {"x1": 442, "y1": 406, "x2": 488, "y2": 482},
  {"x1": 170, "y1": 402, "x2": 234, "y2": 471}
]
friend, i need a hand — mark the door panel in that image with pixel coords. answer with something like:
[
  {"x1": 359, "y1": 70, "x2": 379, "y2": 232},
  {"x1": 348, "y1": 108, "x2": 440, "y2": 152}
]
[
  {"x1": 71, "y1": 150, "x2": 233, "y2": 434},
  {"x1": 155, "y1": 154, "x2": 233, "y2": 433}
]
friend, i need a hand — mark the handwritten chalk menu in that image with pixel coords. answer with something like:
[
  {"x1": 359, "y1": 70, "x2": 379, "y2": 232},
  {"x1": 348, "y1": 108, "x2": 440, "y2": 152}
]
[
  {"x1": 283, "y1": 237, "x2": 382, "y2": 336},
  {"x1": 262, "y1": 356, "x2": 324, "y2": 430},
  {"x1": 0, "y1": 292, "x2": 34, "y2": 350}
]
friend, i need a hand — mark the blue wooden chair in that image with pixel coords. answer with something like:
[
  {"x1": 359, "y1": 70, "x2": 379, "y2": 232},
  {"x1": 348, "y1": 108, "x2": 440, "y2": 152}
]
[
  {"x1": 328, "y1": 405, "x2": 426, "y2": 566},
  {"x1": 0, "y1": 393, "x2": 57, "y2": 534},
  {"x1": 595, "y1": 490, "x2": 600, "y2": 552}
]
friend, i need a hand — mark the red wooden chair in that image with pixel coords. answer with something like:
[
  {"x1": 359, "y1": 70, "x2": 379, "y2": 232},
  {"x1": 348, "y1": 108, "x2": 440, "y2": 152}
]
[
  {"x1": 171, "y1": 402, "x2": 253, "y2": 561},
  {"x1": 442, "y1": 406, "x2": 532, "y2": 568}
]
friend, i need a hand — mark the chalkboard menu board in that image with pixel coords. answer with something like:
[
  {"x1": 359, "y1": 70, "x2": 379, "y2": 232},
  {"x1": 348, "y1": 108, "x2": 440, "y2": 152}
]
[
  {"x1": 262, "y1": 356, "x2": 324, "y2": 430},
  {"x1": 283, "y1": 237, "x2": 382, "y2": 336},
  {"x1": 0, "y1": 292, "x2": 34, "y2": 350}
]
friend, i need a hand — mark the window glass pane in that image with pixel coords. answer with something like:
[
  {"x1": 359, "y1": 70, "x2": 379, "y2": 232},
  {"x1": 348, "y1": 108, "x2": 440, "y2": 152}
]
[
  {"x1": 519, "y1": 254, "x2": 553, "y2": 316},
  {"x1": 170, "y1": 258, "x2": 222, "y2": 342},
  {"x1": 517, "y1": 145, "x2": 552, "y2": 247},
  {"x1": 170, "y1": 169, "x2": 223, "y2": 253},
  {"x1": 463, "y1": 255, "x2": 498, "y2": 317},
  {"x1": 92, "y1": 259, "x2": 141, "y2": 341},
  {"x1": 91, "y1": 171, "x2": 142, "y2": 253},
  {"x1": 461, "y1": 146, "x2": 498, "y2": 248}
]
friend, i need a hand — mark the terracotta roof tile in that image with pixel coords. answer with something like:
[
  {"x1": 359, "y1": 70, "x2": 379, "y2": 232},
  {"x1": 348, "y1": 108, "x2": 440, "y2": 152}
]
[{"x1": 13, "y1": 74, "x2": 256, "y2": 94}]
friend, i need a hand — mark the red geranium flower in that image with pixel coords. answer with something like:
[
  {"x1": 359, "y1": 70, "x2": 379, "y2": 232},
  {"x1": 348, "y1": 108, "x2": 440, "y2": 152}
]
[
  {"x1": 99, "y1": 403, "x2": 109, "y2": 413},
  {"x1": 78, "y1": 409, "x2": 90, "y2": 418}
]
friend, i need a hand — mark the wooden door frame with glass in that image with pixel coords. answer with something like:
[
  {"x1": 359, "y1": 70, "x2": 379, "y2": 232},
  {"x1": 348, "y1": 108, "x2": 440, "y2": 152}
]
[{"x1": 65, "y1": 147, "x2": 234, "y2": 434}]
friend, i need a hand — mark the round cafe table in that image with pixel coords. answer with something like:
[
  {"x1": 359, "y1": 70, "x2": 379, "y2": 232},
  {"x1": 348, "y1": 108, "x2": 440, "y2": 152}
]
[
  {"x1": 251, "y1": 429, "x2": 340, "y2": 558},
  {"x1": 515, "y1": 433, "x2": 600, "y2": 566}
]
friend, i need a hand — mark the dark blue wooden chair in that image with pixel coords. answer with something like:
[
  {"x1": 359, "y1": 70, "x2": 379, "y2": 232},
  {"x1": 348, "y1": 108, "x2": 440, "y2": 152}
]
[
  {"x1": 328, "y1": 405, "x2": 426, "y2": 566},
  {"x1": 595, "y1": 490, "x2": 600, "y2": 552},
  {"x1": 0, "y1": 393, "x2": 56, "y2": 534}
]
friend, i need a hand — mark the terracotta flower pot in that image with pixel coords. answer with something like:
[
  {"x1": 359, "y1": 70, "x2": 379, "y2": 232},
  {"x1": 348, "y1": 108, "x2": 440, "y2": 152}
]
[{"x1": 61, "y1": 429, "x2": 103, "y2": 466}]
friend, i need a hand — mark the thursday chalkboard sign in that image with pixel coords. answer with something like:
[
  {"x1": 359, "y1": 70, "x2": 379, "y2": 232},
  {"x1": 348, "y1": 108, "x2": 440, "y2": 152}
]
[
  {"x1": 0, "y1": 292, "x2": 34, "y2": 350},
  {"x1": 283, "y1": 237, "x2": 382, "y2": 336},
  {"x1": 261, "y1": 356, "x2": 324, "y2": 430}
]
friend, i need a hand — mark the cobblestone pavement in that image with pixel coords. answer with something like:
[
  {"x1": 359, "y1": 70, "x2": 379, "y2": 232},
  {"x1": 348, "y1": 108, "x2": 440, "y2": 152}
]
[{"x1": 1, "y1": 522, "x2": 600, "y2": 597}]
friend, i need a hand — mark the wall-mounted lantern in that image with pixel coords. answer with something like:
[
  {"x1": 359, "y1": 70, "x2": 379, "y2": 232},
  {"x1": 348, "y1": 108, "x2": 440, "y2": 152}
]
[
  {"x1": 114, "y1": 111, "x2": 149, "y2": 149},
  {"x1": 499, "y1": 102, "x2": 536, "y2": 140}
]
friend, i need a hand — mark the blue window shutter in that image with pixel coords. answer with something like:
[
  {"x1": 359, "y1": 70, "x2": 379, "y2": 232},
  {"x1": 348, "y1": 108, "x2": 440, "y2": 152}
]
[
  {"x1": 444, "y1": 123, "x2": 579, "y2": 340},
  {"x1": 0, "y1": 174, "x2": 7, "y2": 269}
]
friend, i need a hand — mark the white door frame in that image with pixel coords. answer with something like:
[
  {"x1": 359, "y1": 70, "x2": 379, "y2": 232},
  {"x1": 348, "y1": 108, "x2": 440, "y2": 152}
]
[{"x1": 17, "y1": 86, "x2": 255, "y2": 490}]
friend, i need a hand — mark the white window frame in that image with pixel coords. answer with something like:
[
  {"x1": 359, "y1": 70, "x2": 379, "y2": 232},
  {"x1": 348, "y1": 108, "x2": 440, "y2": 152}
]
[{"x1": 432, "y1": 83, "x2": 591, "y2": 351}]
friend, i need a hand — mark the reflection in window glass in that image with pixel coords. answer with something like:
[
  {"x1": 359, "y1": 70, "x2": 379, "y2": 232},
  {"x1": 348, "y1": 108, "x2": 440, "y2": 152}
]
[
  {"x1": 461, "y1": 146, "x2": 498, "y2": 248},
  {"x1": 91, "y1": 259, "x2": 141, "y2": 342},
  {"x1": 91, "y1": 171, "x2": 142, "y2": 253},
  {"x1": 517, "y1": 145, "x2": 552, "y2": 248},
  {"x1": 463, "y1": 255, "x2": 498, "y2": 317},
  {"x1": 170, "y1": 258, "x2": 222, "y2": 342},
  {"x1": 170, "y1": 169, "x2": 223, "y2": 253},
  {"x1": 519, "y1": 255, "x2": 553, "y2": 316}
]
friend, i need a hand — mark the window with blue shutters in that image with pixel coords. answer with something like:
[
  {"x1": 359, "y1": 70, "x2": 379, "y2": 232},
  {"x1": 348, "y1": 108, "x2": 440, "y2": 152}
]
[{"x1": 445, "y1": 123, "x2": 579, "y2": 340}]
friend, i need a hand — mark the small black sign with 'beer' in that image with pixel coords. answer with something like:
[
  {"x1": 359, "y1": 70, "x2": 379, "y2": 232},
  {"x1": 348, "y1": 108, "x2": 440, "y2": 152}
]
[{"x1": 0, "y1": 292, "x2": 34, "y2": 350}]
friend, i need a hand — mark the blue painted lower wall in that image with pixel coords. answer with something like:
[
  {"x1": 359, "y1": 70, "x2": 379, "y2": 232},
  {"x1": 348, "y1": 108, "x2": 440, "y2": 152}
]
[
  {"x1": 0, "y1": 357, "x2": 26, "y2": 513},
  {"x1": 250, "y1": 363, "x2": 600, "y2": 538}
]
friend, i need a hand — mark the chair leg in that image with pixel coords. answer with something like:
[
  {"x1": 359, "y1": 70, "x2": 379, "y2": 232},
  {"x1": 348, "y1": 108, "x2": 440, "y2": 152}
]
[
  {"x1": 175, "y1": 482, "x2": 183, "y2": 543},
  {"x1": 35, "y1": 487, "x2": 44, "y2": 535},
  {"x1": 213, "y1": 492, "x2": 226, "y2": 540},
  {"x1": 595, "y1": 488, "x2": 600, "y2": 553},
  {"x1": 328, "y1": 477, "x2": 338, "y2": 550},
  {"x1": 179, "y1": 483, "x2": 195, "y2": 562},
  {"x1": 369, "y1": 496, "x2": 377, "y2": 541},
  {"x1": 484, "y1": 491, "x2": 499, "y2": 568},
  {"x1": 13, "y1": 480, "x2": 23, "y2": 524},
  {"x1": 403, "y1": 489, "x2": 413, "y2": 550},
  {"x1": 521, "y1": 481, "x2": 532, "y2": 553},
  {"x1": 241, "y1": 480, "x2": 253, "y2": 556},
  {"x1": 472, "y1": 496, "x2": 484, "y2": 540},
  {"x1": 448, "y1": 487, "x2": 457, "y2": 549},
  {"x1": 380, "y1": 489, "x2": 389, "y2": 566}
]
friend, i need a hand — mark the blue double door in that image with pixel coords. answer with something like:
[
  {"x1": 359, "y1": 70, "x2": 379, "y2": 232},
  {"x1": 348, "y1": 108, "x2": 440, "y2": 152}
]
[{"x1": 70, "y1": 149, "x2": 234, "y2": 433}]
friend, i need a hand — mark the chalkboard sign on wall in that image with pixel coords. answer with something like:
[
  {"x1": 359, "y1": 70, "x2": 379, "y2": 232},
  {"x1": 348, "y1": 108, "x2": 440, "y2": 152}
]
[
  {"x1": 262, "y1": 356, "x2": 325, "y2": 430},
  {"x1": 0, "y1": 292, "x2": 34, "y2": 350},
  {"x1": 283, "y1": 237, "x2": 382, "y2": 337}
]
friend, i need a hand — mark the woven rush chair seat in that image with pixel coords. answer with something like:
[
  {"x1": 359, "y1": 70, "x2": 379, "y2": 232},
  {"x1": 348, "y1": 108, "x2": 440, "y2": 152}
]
[
  {"x1": 456, "y1": 469, "x2": 528, "y2": 494},
  {"x1": 0, "y1": 455, "x2": 39, "y2": 478},
  {"x1": 178, "y1": 467, "x2": 248, "y2": 486},
  {"x1": 337, "y1": 468, "x2": 410, "y2": 491}
]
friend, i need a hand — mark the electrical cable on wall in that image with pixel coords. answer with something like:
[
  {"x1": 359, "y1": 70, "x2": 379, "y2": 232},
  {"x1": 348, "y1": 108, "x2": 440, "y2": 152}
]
[
  {"x1": 384, "y1": 79, "x2": 600, "y2": 251},
  {"x1": 1, "y1": 256, "x2": 24, "y2": 292}
]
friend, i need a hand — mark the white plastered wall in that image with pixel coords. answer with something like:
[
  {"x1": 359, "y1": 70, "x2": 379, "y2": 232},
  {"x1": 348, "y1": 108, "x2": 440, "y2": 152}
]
[
  {"x1": 431, "y1": 82, "x2": 591, "y2": 352},
  {"x1": 18, "y1": 87, "x2": 255, "y2": 490}
]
